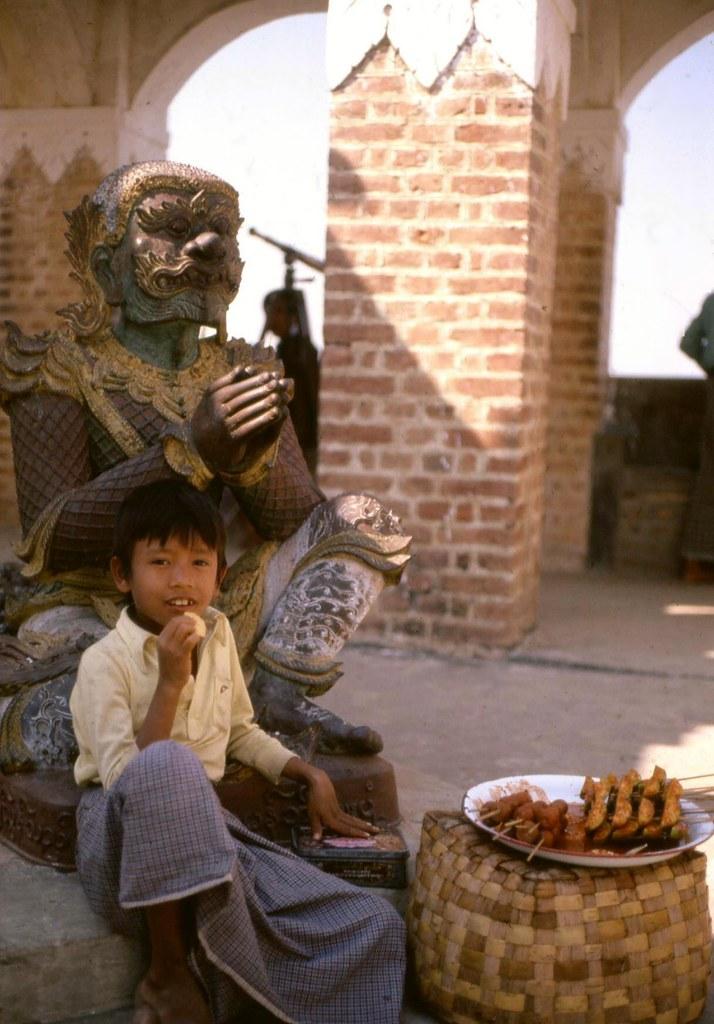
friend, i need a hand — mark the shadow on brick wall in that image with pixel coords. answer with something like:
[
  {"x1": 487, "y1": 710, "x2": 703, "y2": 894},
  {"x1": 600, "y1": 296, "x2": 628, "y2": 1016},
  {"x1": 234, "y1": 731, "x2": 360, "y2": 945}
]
[{"x1": 316, "y1": 146, "x2": 540, "y2": 653}]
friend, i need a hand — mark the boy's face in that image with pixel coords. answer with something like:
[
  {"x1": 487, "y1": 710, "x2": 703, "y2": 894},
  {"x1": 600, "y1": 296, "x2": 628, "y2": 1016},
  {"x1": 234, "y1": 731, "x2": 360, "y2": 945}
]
[{"x1": 111, "y1": 532, "x2": 225, "y2": 634}]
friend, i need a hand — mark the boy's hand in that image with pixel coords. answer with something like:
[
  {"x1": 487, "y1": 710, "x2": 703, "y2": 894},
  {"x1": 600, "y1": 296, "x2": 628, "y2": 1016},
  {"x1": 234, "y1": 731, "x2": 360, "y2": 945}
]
[
  {"x1": 136, "y1": 615, "x2": 203, "y2": 750},
  {"x1": 156, "y1": 615, "x2": 202, "y2": 690},
  {"x1": 282, "y1": 758, "x2": 379, "y2": 840}
]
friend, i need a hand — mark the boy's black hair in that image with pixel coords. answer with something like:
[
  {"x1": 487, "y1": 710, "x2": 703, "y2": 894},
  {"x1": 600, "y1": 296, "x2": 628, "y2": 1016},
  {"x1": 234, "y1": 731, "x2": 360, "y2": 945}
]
[{"x1": 113, "y1": 479, "x2": 227, "y2": 575}]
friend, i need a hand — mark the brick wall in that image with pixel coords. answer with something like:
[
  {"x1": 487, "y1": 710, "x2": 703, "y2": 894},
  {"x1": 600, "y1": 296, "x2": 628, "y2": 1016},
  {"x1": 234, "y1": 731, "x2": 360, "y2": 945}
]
[
  {"x1": 613, "y1": 467, "x2": 692, "y2": 573},
  {"x1": 542, "y1": 168, "x2": 614, "y2": 569},
  {"x1": 0, "y1": 147, "x2": 103, "y2": 527},
  {"x1": 591, "y1": 378, "x2": 705, "y2": 573},
  {"x1": 321, "y1": 40, "x2": 562, "y2": 654}
]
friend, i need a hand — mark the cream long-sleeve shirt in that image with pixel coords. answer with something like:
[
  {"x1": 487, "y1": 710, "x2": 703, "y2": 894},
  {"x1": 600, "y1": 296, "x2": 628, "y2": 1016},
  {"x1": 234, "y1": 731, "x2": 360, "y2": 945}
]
[{"x1": 70, "y1": 606, "x2": 293, "y2": 790}]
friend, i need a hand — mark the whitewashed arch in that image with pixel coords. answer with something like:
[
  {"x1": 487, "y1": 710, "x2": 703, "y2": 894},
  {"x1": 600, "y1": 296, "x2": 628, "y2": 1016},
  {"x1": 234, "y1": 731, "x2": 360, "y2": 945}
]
[
  {"x1": 124, "y1": 0, "x2": 327, "y2": 160},
  {"x1": 620, "y1": 11, "x2": 714, "y2": 112}
]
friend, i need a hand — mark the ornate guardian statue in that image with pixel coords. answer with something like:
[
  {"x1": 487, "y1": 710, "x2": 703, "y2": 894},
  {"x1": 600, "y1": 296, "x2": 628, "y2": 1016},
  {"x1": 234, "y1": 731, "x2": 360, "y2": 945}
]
[{"x1": 0, "y1": 161, "x2": 410, "y2": 773}]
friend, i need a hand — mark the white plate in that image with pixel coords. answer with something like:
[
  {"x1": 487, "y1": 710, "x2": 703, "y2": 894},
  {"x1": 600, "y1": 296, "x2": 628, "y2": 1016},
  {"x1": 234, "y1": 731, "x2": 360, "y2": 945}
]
[{"x1": 462, "y1": 774, "x2": 714, "y2": 868}]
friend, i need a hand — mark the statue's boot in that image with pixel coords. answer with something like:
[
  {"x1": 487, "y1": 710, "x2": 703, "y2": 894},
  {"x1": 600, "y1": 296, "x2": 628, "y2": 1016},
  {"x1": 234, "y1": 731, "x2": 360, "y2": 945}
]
[
  {"x1": 249, "y1": 666, "x2": 383, "y2": 755},
  {"x1": 251, "y1": 553, "x2": 390, "y2": 756}
]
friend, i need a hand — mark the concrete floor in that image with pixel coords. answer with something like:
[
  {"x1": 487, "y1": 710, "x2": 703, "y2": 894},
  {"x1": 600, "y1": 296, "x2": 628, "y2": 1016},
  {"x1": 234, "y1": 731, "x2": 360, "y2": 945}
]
[
  {"x1": 327, "y1": 569, "x2": 714, "y2": 792},
  {"x1": 5, "y1": 549, "x2": 714, "y2": 1021},
  {"x1": 323, "y1": 568, "x2": 714, "y2": 1023}
]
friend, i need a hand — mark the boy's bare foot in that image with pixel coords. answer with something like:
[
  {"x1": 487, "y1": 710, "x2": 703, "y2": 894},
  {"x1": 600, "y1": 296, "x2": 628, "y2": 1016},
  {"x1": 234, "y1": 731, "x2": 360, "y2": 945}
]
[{"x1": 136, "y1": 968, "x2": 212, "y2": 1024}]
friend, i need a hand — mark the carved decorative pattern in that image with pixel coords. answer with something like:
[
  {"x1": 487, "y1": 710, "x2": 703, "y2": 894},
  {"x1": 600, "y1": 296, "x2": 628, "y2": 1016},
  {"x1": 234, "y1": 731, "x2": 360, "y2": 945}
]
[
  {"x1": 259, "y1": 560, "x2": 377, "y2": 665},
  {"x1": 135, "y1": 192, "x2": 238, "y2": 234},
  {"x1": 0, "y1": 325, "x2": 231, "y2": 432},
  {"x1": 87, "y1": 331, "x2": 230, "y2": 424},
  {"x1": 22, "y1": 675, "x2": 79, "y2": 767},
  {"x1": 61, "y1": 196, "x2": 110, "y2": 337},
  {"x1": 0, "y1": 109, "x2": 118, "y2": 183},
  {"x1": 0, "y1": 759, "x2": 398, "y2": 870},
  {"x1": 226, "y1": 772, "x2": 381, "y2": 843},
  {"x1": 0, "y1": 779, "x2": 76, "y2": 869}
]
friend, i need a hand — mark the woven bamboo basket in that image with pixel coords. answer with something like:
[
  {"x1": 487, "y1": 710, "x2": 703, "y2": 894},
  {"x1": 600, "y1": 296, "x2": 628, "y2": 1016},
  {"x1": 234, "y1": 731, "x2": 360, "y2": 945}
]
[{"x1": 407, "y1": 811, "x2": 712, "y2": 1024}]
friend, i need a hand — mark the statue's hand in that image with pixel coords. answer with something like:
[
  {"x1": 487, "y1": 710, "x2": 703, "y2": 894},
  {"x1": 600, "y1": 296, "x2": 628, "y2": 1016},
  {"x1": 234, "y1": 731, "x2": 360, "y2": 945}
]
[{"x1": 191, "y1": 365, "x2": 294, "y2": 472}]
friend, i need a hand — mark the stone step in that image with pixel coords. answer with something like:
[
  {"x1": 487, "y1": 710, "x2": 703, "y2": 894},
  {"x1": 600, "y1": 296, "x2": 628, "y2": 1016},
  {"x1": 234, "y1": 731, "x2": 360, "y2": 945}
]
[
  {"x1": 56, "y1": 991, "x2": 438, "y2": 1024},
  {"x1": 1, "y1": 763, "x2": 462, "y2": 1023},
  {"x1": 57, "y1": 990, "x2": 438, "y2": 1023},
  {"x1": 0, "y1": 843, "x2": 144, "y2": 1023}
]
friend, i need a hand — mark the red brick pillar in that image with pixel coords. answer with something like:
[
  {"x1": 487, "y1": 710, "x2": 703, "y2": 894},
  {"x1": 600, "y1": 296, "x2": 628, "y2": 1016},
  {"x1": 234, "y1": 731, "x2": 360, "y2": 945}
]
[
  {"x1": 543, "y1": 109, "x2": 625, "y2": 569},
  {"x1": 321, "y1": 38, "x2": 564, "y2": 654}
]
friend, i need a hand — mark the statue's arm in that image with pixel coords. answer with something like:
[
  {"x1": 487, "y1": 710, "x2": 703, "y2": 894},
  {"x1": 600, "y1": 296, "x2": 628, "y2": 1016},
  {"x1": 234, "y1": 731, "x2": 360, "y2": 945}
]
[
  {"x1": 224, "y1": 414, "x2": 325, "y2": 539},
  {"x1": 9, "y1": 393, "x2": 177, "y2": 573}
]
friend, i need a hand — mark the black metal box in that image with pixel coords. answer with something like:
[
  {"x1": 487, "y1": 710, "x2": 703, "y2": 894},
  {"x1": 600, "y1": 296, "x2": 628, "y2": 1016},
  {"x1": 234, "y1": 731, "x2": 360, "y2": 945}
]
[{"x1": 292, "y1": 828, "x2": 409, "y2": 889}]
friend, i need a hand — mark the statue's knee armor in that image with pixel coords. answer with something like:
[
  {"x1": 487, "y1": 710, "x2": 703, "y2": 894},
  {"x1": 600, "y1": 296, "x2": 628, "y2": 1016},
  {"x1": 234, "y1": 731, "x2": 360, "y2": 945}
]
[
  {"x1": 304, "y1": 493, "x2": 407, "y2": 548},
  {"x1": 253, "y1": 494, "x2": 411, "y2": 697}
]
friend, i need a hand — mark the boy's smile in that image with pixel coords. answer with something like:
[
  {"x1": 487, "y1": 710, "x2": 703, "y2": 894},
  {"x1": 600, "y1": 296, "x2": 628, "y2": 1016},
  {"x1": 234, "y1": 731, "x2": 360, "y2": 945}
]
[{"x1": 111, "y1": 533, "x2": 224, "y2": 634}]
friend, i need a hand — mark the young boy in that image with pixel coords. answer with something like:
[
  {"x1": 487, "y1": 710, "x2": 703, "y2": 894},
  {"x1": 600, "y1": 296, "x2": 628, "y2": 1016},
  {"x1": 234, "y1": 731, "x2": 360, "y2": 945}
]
[{"x1": 70, "y1": 479, "x2": 405, "y2": 1024}]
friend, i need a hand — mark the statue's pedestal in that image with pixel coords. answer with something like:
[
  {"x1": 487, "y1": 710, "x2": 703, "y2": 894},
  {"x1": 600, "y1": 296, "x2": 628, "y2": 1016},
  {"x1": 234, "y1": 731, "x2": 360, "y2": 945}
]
[{"x1": 0, "y1": 755, "x2": 401, "y2": 871}]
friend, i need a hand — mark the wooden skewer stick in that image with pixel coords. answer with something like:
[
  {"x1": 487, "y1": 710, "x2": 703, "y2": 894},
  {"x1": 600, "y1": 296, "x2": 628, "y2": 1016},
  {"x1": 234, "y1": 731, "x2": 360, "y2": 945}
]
[
  {"x1": 496, "y1": 818, "x2": 524, "y2": 833},
  {"x1": 678, "y1": 773, "x2": 714, "y2": 782},
  {"x1": 479, "y1": 809, "x2": 500, "y2": 821},
  {"x1": 625, "y1": 844, "x2": 649, "y2": 856},
  {"x1": 526, "y1": 839, "x2": 545, "y2": 863}
]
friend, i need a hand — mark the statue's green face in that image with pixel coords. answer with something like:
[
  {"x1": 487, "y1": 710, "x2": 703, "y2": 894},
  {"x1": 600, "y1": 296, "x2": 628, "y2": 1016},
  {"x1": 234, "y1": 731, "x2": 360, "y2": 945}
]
[{"x1": 110, "y1": 187, "x2": 243, "y2": 328}]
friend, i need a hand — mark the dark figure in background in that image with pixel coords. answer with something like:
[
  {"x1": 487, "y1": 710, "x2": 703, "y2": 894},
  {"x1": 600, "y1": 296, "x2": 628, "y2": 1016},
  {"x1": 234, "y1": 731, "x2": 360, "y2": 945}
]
[
  {"x1": 261, "y1": 288, "x2": 319, "y2": 476},
  {"x1": 680, "y1": 292, "x2": 714, "y2": 581}
]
